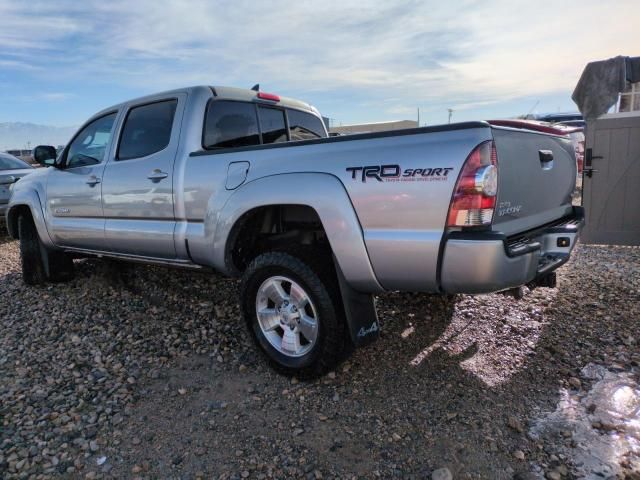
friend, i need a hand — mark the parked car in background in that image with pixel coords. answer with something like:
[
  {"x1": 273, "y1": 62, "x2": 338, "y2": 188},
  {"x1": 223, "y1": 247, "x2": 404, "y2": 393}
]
[
  {"x1": 528, "y1": 112, "x2": 585, "y2": 128},
  {"x1": 0, "y1": 153, "x2": 34, "y2": 225},
  {"x1": 488, "y1": 119, "x2": 585, "y2": 175}
]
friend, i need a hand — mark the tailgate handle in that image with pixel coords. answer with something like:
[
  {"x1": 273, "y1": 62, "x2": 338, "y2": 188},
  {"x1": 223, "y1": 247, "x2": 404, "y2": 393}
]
[
  {"x1": 539, "y1": 150, "x2": 553, "y2": 170},
  {"x1": 539, "y1": 150, "x2": 553, "y2": 162}
]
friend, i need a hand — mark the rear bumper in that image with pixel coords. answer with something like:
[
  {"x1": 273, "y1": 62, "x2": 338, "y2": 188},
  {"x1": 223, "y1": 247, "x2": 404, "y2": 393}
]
[{"x1": 440, "y1": 206, "x2": 584, "y2": 294}]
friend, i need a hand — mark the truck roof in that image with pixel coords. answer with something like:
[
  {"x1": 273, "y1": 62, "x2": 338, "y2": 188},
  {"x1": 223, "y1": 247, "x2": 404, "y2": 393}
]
[{"x1": 91, "y1": 85, "x2": 320, "y2": 121}]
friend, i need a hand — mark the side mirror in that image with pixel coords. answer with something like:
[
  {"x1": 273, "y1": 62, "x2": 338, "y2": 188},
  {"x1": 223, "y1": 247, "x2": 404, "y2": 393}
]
[
  {"x1": 33, "y1": 145, "x2": 58, "y2": 167},
  {"x1": 0, "y1": 175, "x2": 16, "y2": 185}
]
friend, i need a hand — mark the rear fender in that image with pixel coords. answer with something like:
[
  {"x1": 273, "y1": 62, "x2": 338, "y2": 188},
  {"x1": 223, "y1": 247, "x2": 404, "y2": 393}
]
[{"x1": 213, "y1": 173, "x2": 383, "y2": 293}]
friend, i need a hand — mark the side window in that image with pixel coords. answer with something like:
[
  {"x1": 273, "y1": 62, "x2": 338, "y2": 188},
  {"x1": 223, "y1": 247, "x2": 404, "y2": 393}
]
[
  {"x1": 203, "y1": 101, "x2": 260, "y2": 149},
  {"x1": 66, "y1": 113, "x2": 117, "y2": 168},
  {"x1": 287, "y1": 109, "x2": 326, "y2": 141},
  {"x1": 258, "y1": 106, "x2": 288, "y2": 144},
  {"x1": 118, "y1": 100, "x2": 177, "y2": 160}
]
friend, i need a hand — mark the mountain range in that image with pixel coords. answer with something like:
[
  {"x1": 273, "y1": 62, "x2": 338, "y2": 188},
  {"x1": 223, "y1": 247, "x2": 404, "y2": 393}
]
[{"x1": 0, "y1": 122, "x2": 78, "y2": 151}]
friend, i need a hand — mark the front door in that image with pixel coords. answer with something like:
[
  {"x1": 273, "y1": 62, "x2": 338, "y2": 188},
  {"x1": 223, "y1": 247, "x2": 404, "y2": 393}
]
[
  {"x1": 46, "y1": 112, "x2": 118, "y2": 250},
  {"x1": 101, "y1": 94, "x2": 186, "y2": 258},
  {"x1": 582, "y1": 115, "x2": 640, "y2": 246}
]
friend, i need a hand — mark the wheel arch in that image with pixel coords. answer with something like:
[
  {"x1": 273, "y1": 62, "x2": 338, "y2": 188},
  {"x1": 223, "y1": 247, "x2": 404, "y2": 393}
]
[
  {"x1": 213, "y1": 173, "x2": 382, "y2": 293},
  {"x1": 6, "y1": 190, "x2": 52, "y2": 247},
  {"x1": 7, "y1": 204, "x2": 31, "y2": 239}
]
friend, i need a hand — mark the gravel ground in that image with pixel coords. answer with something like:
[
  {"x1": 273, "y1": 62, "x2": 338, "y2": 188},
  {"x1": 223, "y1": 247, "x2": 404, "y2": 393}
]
[{"x1": 1, "y1": 233, "x2": 638, "y2": 479}]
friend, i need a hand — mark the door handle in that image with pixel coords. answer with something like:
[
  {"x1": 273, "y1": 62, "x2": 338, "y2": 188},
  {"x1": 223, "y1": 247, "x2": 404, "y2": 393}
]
[
  {"x1": 147, "y1": 169, "x2": 168, "y2": 182},
  {"x1": 86, "y1": 175, "x2": 101, "y2": 186}
]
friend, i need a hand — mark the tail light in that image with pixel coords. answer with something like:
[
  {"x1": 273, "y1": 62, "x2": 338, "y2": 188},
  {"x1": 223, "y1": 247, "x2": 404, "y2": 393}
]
[
  {"x1": 447, "y1": 140, "x2": 498, "y2": 228},
  {"x1": 257, "y1": 92, "x2": 280, "y2": 102}
]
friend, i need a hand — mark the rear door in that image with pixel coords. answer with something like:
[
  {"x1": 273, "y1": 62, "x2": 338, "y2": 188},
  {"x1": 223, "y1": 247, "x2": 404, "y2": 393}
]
[
  {"x1": 491, "y1": 127, "x2": 577, "y2": 235},
  {"x1": 101, "y1": 94, "x2": 186, "y2": 258}
]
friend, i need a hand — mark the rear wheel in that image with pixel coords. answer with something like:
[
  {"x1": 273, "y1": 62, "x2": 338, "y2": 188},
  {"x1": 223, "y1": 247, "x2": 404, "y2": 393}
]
[
  {"x1": 18, "y1": 213, "x2": 74, "y2": 285},
  {"x1": 240, "y1": 251, "x2": 345, "y2": 378}
]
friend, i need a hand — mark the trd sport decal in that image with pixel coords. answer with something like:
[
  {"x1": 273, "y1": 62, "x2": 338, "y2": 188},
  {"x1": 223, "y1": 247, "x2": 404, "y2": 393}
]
[{"x1": 346, "y1": 165, "x2": 454, "y2": 183}]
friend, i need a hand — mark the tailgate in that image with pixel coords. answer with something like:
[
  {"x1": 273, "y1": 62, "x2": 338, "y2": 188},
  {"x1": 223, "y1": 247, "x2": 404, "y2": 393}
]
[{"x1": 491, "y1": 127, "x2": 576, "y2": 236}]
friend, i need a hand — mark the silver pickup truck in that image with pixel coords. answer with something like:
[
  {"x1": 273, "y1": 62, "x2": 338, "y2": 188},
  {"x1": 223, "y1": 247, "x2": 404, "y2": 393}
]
[{"x1": 6, "y1": 85, "x2": 584, "y2": 376}]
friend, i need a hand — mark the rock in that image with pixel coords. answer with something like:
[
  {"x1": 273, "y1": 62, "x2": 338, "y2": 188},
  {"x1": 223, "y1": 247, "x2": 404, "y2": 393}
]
[
  {"x1": 546, "y1": 472, "x2": 561, "y2": 480},
  {"x1": 432, "y1": 467, "x2": 453, "y2": 480},
  {"x1": 178, "y1": 388, "x2": 187, "y2": 395},
  {"x1": 239, "y1": 364, "x2": 247, "y2": 373},
  {"x1": 513, "y1": 450, "x2": 525, "y2": 460},
  {"x1": 508, "y1": 416, "x2": 525, "y2": 433},
  {"x1": 568, "y1": 377, "x2": 582, "y2": 388},
  {"x1": 132, "y1": 465, "x2": 143, "y2": 474},
  {"x1": 327, "y1": 372, "x2": 336, "y2": 379},
  {"x1": 513, "y1": 473, "x2": 539, "y2": 480}
]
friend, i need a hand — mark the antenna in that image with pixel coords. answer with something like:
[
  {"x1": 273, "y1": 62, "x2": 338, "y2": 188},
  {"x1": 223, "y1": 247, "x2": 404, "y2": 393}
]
[
  {"x1": 251, "y1": 84, "x2": 260, "y2": 92},
  {"x1": 525, "y1": 100, "x2": 540, "y2": 118}
]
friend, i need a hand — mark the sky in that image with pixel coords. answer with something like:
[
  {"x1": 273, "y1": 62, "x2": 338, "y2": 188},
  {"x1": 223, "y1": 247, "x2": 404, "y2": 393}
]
[{"x1": 0, "y1": 0, "x2": 638, "y2": 128}]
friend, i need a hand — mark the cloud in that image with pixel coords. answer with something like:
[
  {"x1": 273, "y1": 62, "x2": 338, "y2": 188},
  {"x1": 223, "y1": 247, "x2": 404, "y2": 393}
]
[
  {"x1": 1, "y1": 0, "x2": 637, "y2": 121},
  {"x1": 40, "y1": 92, "x2": 75, "y2": 101}
]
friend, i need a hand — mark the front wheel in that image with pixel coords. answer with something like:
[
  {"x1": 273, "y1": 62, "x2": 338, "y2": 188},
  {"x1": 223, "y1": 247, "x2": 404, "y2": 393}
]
[
  {"x1": 18, "y1": 214, "x2": 47, "y2": 285},
  {"x1": 18, "y1": 214, "x2": 75, "y2": 285},
  {"x1": 240, "y1": 251, "x2": 345, "y2": 378}
]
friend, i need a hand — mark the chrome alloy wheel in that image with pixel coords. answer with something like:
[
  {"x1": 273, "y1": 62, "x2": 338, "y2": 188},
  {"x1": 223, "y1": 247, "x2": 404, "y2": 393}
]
[{"x1": 255, "y1": 276, "x2": 319, "y2": 357}]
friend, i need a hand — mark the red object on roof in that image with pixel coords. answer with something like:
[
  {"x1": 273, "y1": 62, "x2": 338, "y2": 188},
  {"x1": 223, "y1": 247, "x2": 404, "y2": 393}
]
[{"x1": 256, "y1": 92, "x2": 281, "y2": 102}]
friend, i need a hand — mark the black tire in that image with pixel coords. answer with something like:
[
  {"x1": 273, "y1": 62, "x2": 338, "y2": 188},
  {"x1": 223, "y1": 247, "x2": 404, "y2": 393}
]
[
  {"x1": 18, "y1": 214, "x2": 75, "y2": 285},
  {"x1": 240, "y1": 250, "x2": 346, "y2": 378},
  {"x1": 18, "y1": 214, "x2": 46, "y2": 285}
]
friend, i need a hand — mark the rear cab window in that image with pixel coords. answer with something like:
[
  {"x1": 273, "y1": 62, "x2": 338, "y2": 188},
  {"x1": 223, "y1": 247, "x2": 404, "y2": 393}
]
[
  {"x1": 258, "y1": 106, "x2": 288, "y2": 144},
  {"x1": 203, "y1": 99, "x2": 326, "y2": 150},
  {"x1": 287, "y1": 109, "x2": 326, "y2": 140},
  {"x1": 203, "y1": 101, "x2": 260, "y2": 149}
]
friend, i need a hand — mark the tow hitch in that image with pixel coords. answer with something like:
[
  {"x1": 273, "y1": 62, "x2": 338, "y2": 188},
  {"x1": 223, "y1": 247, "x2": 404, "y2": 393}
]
[
  {"x1": 529, "y1": 272, "x2": 557, "y2": 289},
  {"x1": 502, "y1": 272, "x2": 557, "y2": 300}
]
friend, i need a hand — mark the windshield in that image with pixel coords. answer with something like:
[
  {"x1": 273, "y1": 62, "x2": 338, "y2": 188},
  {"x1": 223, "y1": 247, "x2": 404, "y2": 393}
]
[{"x1": 0, "y1": 154, "x2": 32, "y2": 170}]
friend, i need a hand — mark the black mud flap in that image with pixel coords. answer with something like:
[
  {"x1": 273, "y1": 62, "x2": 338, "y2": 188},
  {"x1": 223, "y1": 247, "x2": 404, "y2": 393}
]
[{"x1": 333, "y1": 256, "x2": 380, "y2": 348}]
